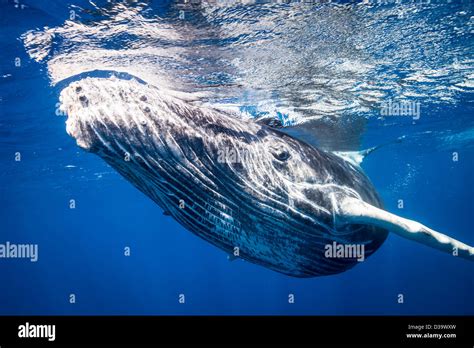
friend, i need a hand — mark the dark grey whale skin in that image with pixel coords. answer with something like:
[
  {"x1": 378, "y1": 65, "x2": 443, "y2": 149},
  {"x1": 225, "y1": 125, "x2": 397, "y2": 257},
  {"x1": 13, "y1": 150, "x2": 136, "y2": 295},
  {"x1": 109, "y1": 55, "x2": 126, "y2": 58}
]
[{"x1": 62, "y1": 78, "x2": 388, "y2": 278}]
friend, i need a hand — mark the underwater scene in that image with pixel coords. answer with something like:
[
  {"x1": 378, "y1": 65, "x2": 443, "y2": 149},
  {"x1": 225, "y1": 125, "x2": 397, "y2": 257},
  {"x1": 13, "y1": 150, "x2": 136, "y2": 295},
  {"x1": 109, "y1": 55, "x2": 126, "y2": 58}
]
[{"x1": 0, "y1": 0, "x2": 473, "y2": 315}]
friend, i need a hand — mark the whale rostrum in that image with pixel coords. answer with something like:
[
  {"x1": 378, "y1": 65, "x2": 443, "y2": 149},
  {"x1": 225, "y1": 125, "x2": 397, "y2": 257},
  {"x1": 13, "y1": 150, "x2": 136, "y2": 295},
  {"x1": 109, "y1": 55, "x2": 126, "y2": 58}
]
[{"x1": 60, "y1": 77, "x2": 474, "y2": 277}]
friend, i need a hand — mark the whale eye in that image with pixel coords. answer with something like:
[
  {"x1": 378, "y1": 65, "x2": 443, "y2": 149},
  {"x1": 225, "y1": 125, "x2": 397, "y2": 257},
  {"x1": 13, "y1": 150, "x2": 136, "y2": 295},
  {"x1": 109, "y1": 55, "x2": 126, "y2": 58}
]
[{"x1": 271, "y1": 147, "x2": 291, "y2": 161}]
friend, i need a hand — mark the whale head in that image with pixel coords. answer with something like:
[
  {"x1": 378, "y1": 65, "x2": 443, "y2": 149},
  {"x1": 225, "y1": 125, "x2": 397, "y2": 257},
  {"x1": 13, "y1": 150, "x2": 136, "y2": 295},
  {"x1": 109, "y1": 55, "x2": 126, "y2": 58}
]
[{"x1": 60, "y1": 77, "x2": 387, "y2": 277}]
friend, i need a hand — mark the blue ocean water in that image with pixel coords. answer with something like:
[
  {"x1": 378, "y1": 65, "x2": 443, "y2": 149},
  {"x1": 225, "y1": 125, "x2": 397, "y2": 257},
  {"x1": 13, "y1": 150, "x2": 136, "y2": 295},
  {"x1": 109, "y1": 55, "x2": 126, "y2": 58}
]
[{"x1": 0, "y1": 0, "x2": 473, "y2": 315}]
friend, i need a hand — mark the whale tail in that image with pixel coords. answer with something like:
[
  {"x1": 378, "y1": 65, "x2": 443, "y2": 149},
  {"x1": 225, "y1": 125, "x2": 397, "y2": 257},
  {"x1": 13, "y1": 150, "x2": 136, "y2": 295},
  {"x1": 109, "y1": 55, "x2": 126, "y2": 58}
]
[{"x1": 338, "y1": 197, "x2": 474, "y2": 261}]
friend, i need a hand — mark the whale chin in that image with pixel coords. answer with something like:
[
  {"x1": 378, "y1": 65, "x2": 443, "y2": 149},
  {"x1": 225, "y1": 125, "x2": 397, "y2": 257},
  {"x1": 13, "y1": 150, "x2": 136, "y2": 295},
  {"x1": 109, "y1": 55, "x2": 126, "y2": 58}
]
[
  {"x1": 65, "y1": 116, "x2": 94, "y2": 151},
  {"x1": 60, "y1": 81, "x2": 101, "y2": 152}
]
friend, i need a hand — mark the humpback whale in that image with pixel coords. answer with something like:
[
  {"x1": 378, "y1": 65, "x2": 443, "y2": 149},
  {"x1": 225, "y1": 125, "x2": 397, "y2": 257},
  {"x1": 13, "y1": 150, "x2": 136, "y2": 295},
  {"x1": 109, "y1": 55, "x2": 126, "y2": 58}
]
[{"x1": 60, "y1": 77, "x2": 474, "y2": 277}]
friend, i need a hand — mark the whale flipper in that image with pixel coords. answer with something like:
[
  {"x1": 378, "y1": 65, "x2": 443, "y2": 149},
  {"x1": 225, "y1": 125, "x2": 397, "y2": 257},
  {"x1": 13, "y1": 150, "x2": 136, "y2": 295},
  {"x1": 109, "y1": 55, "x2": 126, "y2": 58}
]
[
  {"x1": 338, "y1": 197, "x2": 474, "y2": 261},
  {"x1": 333, "y1": 136, "x2": 406, "y2": 167}
]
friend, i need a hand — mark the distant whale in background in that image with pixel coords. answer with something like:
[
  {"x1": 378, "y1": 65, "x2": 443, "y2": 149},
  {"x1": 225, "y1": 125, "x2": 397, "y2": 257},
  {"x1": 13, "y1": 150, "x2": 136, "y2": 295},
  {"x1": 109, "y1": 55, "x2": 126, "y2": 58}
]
[{"x1": 60, "y1": 77, "x2": 474, "y2": 277}]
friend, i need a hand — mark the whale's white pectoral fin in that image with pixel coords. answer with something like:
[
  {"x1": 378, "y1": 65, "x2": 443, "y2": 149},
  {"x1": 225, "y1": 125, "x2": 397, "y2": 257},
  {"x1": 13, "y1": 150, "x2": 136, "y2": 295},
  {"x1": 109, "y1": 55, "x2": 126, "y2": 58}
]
[
  {"x1": 333, "y1": 136, "x2": 407, "y2": 167},
  {"x1": 338, "y1": 197, "x2": 474, "y2": 261}
]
